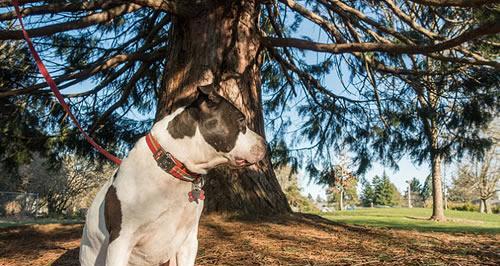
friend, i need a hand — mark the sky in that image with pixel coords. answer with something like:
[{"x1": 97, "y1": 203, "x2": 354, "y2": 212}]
[{"x1": 284, "y1": 18, "x2": 449, "y2": 199}]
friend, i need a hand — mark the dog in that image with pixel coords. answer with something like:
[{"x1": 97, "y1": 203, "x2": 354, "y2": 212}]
[{"x1": 79, "y1": 81, "x2": 266, "y2": 266}]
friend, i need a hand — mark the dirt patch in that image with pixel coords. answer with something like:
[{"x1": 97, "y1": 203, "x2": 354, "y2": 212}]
[{"x1": 0, "y1": 213, "x2": 498, "y2": 265}]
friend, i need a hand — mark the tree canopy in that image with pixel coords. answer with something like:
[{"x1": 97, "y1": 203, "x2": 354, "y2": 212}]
[{"x1": 0, "y1": 1, "x2": 498, "y2": 216}]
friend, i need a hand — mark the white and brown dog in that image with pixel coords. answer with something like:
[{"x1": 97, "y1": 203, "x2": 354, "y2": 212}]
[{"x1": 79, "y1": 82, "x2": 266, "y2": 266}]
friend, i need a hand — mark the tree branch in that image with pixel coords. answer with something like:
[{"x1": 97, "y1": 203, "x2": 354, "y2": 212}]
[
  {"x1": 0, "y1": 47, "x2": 166, "y2": 97},
  {"x1": 89, "y1": 62, "x2": 149, "y2": 134},
  {"x1": 407, "y1": 0, "x2": 497, "y2": 7},
  {"x1": 0, "y1": 3, "x2": 142, "y2": 40},
  {"x1": 0, "y1": 1, "x2": 120, "y2": 21},
  {"x1": 0, "y1": 0, "x2": 43, "y2": 7},
  {"x1": 278, "y1": 0, "x2": 345, "y2": 43},
  {"x1": 268, "y1": 47, "x2": 370, "y2": 104},
  {"x1": 262, "y1": 19, "x2": 500, "y2": 56},
  {"x1": 130, "y1": 0, "x2": 207, "y2": 17}
]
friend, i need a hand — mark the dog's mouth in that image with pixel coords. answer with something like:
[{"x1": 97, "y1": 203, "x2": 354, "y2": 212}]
[
  {"x1": 235, "y1": 158, "x2": 250, "y2": 166},
  {"x1": 233, "y1": 158, "x2": 252, "y2": 167}
]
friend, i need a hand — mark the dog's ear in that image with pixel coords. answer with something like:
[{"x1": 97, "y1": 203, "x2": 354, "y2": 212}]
[
  {"x1": 197, "y1": 84, "x2": 215, "y2": 95},
  {"x1": 197, "y1": 84, "x2": 221, "y2": 105}
]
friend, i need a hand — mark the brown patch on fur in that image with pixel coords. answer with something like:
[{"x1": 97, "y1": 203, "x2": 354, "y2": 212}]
[
  {"x1": 104, "y1": 185, "x2": 122, "y2": 243},
  {"x1": 167, "y1": 108, "x2": 197, "y2": 139}
]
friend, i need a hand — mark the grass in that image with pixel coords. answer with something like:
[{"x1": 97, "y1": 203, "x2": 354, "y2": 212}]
[
  {"x1": 320, "y1": 207, "x2": 500, "y2": 234},
  {"x1": 0, "y1": 218, "x2": 83, "y2": 229}
]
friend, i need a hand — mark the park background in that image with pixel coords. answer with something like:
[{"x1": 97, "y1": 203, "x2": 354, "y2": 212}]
[{"x1": 0, "y1": 0, "x2": 499, "y2": 265}]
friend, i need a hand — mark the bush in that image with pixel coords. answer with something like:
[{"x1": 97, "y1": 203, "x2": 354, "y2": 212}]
[{"x1": 449, "y1": 202, "x2": 479, "y2": 212}]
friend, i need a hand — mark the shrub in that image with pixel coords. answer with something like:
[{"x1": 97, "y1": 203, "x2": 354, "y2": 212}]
[{"x1": 449, "y1": 202, "x2": 479, "y2": 212}]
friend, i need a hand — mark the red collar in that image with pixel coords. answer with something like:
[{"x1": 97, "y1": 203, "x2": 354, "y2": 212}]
[
  {"x1": 145, "y1": 133, "x2": 205, "y2": 202},
  {"x1": 145, "y1": 133, "x2": 202, "y2": 183}
]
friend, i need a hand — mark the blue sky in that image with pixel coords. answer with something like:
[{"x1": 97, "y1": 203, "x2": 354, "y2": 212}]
[{"x1": 279, "y1": 17, "x2": 449, "y2": 199}]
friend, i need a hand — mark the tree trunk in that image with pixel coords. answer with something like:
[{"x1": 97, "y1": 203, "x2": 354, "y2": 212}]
[
  {"x1": 430, "y1": 152, "x2": 446, "y2": 221},
  {"x1": 407, "y1": 182, "x2": 412, "y2": 208},
  {"x1": 339, "y1": 189, "x2": 344, "y2": 211},
  {"x1": 479, "y1": 198, "x2": 490, "y2": 213},
  {"x1": 156, "y1": 1, "x2": 290, "y2": 215}
]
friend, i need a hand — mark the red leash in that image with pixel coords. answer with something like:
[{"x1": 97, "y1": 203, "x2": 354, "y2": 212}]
[{"x1": 12, "y1": 0, "x2": 122, "y2": 165}]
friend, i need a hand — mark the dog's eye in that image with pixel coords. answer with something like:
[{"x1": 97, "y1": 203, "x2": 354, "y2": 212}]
[
  {"x1": 204, "y1": 119, "x2": 218, "y2": 129},
  {"x1": 238, "y1": 117, "x2": 246, "y2": 133}
]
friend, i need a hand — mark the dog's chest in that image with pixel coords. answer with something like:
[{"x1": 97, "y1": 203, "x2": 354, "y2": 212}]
[{"x1": 127, "y1": 199, "x2": 203, "y2": 265}]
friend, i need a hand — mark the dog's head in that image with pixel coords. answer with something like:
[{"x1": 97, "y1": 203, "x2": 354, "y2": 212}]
[{"x1": 160, "y1": 83, "x2": 266, "y2": 172}]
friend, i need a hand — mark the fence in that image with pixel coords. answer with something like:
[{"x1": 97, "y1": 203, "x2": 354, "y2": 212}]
[{"x1": 0, "y1": 191, "x2": 41, "y2": 218}]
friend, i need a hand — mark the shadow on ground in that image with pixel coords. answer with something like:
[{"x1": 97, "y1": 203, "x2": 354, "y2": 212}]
[{"x1": 0, "y1": 213, "x2": 498, "y2": 265}]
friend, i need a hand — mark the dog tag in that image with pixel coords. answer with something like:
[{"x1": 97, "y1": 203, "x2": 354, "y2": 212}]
[{"x1": 188, "y1": 188, "x2": 205, "y2": 203}]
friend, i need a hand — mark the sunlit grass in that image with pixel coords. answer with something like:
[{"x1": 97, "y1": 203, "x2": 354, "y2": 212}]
[
  {"x1": 320, "y1": 208, "x2": 500, "y2": 234},
  {"x1": 0, "y1": 218, "x2": 83, "y2": 229}
]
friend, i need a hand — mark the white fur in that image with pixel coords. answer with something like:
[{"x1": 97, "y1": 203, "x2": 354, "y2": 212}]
[{"x1": 80, "y1": 108, "x2": 265, "y2": 266}]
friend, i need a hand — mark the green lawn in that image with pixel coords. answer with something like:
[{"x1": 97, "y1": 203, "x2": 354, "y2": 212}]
[{"x1": 320, "y1": 208, "x2": 500, "y2": 234}]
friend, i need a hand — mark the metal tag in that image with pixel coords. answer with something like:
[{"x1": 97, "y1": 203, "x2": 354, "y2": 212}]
[{"x1": 188, "y1": 182, "x2": 205, "y2": 203}]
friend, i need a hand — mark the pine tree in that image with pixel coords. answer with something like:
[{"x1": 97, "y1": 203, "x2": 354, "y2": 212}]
[
  {"x1": 373, "y1": 173, "x2": 401, "y2": 206},
  {"x1": 360, "y1": 179, "x2": 374, "y2": 207}
]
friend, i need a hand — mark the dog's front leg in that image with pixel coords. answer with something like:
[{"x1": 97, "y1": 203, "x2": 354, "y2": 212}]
[
  {"x1": 105, "y1": 232, "x2": 133, "y2": 266},
  {"x1": 175, "y1": 228, "x2": 199, "y2": 266}
]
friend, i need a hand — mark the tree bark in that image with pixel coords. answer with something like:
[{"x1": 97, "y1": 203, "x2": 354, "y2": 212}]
[
  {"x1": 156, "y1": 0, "x2": 290, "y2": 215},
  {"x1": 416, "y1": 78, "x2": 446, "y2": 221},
  {"x1": 339, "y1": 189, "x2": 344, "y2": 211},
  {"x1": 430, "y1": 152, "x2": 446, "y2": 221},
  {"x1": 479, "y1": 198, "x2": 491, "y2": 213}
]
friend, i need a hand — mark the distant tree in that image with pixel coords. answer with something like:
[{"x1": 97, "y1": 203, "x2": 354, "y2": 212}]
[
  {"x1": 448, "y1": 172, "x2": 475, "y2": 203},
  {"x1": 283, "y1": 183, "x2": 318, "y2": 213},
  {"x1": 19, "y1": 154, "x2": 114, "y2": 215},
  {"x1": 409, "y1": 178, "x2": 422, "y2": 193},
  {"x1": 307, "y1": 193, "x2": 313, "y2": 202},
  {"x1": 319, "y1": 153, "x2": 357, "y2": 211},
  {"x1": 326, "y1": 177, "x2": 358, "y2": 211},
  {"x1": 420, "y1": 175, "x2": 433, "y2": 207},
  {"x1": 452, "y1": 131, "x2": 499, "y2": 213},
  {"x1": 372, "y1": 173, "x2": 401, "y2": 206},
  {"x1": 360, "y1": 179, "x2": 374, "y2": 207},
  {"x1": 405, "y1": 177, "x2": 424, "y2": 207},
  {"x1": 0, "y1": 41, "x2": 40, "y2": 190},
  {"x1": 316, "y1": 195, "x2": 324, "y2": 203}
]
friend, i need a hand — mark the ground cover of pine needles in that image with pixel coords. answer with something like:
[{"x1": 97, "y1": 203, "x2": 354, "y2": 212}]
[{"x1": 0, "y1": 210, "x2": 498, "y2": 265}]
